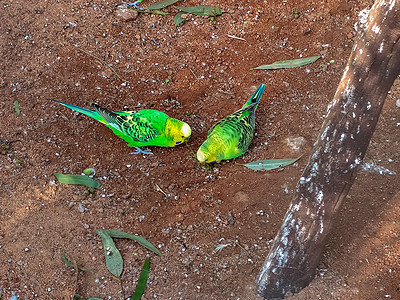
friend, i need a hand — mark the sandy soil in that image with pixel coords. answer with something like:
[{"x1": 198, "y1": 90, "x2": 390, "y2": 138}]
[{"x1": 1, "y1": 0, "x2": 399, "y2": 299}]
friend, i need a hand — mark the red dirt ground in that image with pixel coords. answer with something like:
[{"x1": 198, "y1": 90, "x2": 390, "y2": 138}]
[{"x1": 1, "y1": 0, "x2": 399, "y2": 299}]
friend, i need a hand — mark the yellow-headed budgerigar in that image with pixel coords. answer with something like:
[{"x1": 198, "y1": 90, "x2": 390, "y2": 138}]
[
  {"x1": 53, "y1": 100, "x2": 191, "y2": 154},
  {"x1": 197, "y1": 84, "x2": 265, "y2": 163}
]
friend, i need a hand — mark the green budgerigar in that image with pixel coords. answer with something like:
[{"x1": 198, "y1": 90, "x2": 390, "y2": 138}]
[
  {"x1": 197, "y1": 84, "x2": 266, "y2": 163},
  {"x1": 53, "y1": 100, "x2": 191, "y2": 154}
]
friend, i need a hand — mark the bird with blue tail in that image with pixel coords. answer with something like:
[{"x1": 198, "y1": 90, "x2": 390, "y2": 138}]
[
  {"x1": 196, "y1": 84, "x2": 266, "y2": 163},
  {"x1": 52, "y1": 100, "x2": 191, "y2": 155}
]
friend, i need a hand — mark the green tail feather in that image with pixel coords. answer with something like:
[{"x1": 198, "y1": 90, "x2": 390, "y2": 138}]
[
  {"x1": 52, "y1": 100, "x2": 106, "y2": 124},
  {"x1": 242, "y1": 84, "x2": 266, "y2": 108}
]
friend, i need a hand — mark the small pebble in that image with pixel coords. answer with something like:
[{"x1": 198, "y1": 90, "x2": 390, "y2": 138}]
[
  {"x1": 285, "y1": 136, "x2": 307, "y2": 152},
  {"x1": 77, "y1": 203, "x2": 86, "y2": 213},
  {"x1": 115, "y1": 5, "x2": 138, "y2": 21}
]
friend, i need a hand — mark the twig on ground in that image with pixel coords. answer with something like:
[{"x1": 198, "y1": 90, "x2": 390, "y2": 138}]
[{"x1": 74, "y1": 46, "x2": 128, "y2": 83}]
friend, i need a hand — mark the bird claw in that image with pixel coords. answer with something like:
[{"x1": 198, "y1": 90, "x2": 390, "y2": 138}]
[
  {"x1": 124, "y1": 1, "x2": 143, "y2": 10},
  {"x1": 130, "y1": 147, "x2": 153, "y2": 155}
]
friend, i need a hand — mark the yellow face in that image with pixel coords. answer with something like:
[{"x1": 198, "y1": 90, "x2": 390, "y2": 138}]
[
  {"x1": 196, "y1": 146, "x2": 218, "y2": 163},
  {"x1": 171, "y1": 121, "x2": 191, "y2": 146}
]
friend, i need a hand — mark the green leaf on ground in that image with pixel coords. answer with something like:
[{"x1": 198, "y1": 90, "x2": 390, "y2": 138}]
[
  {"x1": 83, "y1": 168, "x2": 96, "y2": 176},
  {"x1": 103, "y1": 230, "x2": 161, "y2": 256},
  {"x1": 240, "y1": 156, "x2": 302, "y2": 171},
  {"x1": 14, "y1": 101, "x2": 20, "y2": 115},
  {"x1": 253, "y1": 56, "x2": 320, "y2": 70},
  {"x1": 15, "y1": 157, "x2": 24, "y2": 165},
  {"x1": 174, "y1": 11, "x2": 185, "y2": 27},
  {"x1": 62, "y1": 250, "x2": 95, "y2": 273},
  {"x1": 95, "y1": 230, "x2": 124, "y2": 278},
  {"x1": 133, "y1": 8, "x2": 169, "y2": 15},
  {"x1": 146, "y1": 0, "x2": 179, "y2": 10},
  {"x1": 54, "y1": 173, "x2": 100, "y2": 189},
  {"x1": 175, "y1": 6, "x2": 225, "y2": 17},
  {"x1": 130, "y1": 257, "x2": 150, "y2": 300}
]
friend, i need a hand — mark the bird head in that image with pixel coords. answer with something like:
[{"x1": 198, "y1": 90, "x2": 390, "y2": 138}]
[
  {"x1": 196, "y1": 146, "x2": 218, "y2": 164},
  {"x1": 167, "y1": 119, "x2": 192, "y2": 147},
  {"x1": 180, "y1": 123, "x2": 192, "y2": 140}
]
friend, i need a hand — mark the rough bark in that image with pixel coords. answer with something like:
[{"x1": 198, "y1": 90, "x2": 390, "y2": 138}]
[{"x1": 256, "y1": 0, "x2": 400, "y2": 299}]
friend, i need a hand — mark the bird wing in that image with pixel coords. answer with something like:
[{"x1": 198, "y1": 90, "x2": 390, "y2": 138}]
[
  {"x1": 92, "y1": 104, "x2": 163, "y2": 144},
  {"x1": 208, "y1": 103, "x2": 257, "y2": 152},
  {"x1": 114, "y1": 111, "x2": 162, "y2": 143}
]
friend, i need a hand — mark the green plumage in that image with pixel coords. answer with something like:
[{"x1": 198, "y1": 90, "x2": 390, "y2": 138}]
[
  {"x1": 197, "y1": 84, "x2": 265, "y2": 163},
  {"x1": 53, "y1": 100, "x2": 191, "y2": 150}
]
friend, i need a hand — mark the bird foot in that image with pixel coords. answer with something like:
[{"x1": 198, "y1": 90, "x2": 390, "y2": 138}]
[
  {"x1": 124, "y1": 1, "x2": 143, "y2": 10},
  {"x1": 130, "y1": 147, "x2": 153, "y2": 155}
]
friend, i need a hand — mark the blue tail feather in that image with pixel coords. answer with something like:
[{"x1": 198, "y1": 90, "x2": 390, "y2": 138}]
[{"x1": 52, "y1": 100, "x2": 105, "y2": 123}]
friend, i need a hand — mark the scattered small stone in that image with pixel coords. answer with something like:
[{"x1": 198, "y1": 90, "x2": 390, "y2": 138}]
[
  {"x1": 99, "y1": 69, "x2": 113, "y2": 79},
  {"x1": 233, "y1": 191, "x2": 250, "y2": 204},
  {"x1": 396, "y1": 99, "x2": 400, "y2": 107},
  {"x1": 283, "y1": 186, "x2": 290, "y2": 194},
  {"x1": 285, "y1": 136, "x2": 307, "y2": 152},
  {"x1": 115, "y1": 5, "x2": 138, "y2": 21},
  {"x1": 228, "y1": 210, "x2": 235, "y2": 225},
  {"x1": 121, "y1": 192, "x2": 132, "y2": 199},
  {"x1": 77, "y1": 203, "x2": 86, "y2": 213}
]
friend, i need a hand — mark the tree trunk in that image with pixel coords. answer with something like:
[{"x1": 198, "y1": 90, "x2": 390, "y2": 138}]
[{"x1": 256, "y1": 0, "x2": 400, "y2": 299}]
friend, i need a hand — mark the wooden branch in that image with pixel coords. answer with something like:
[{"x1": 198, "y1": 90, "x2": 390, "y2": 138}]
[{"x1": 256, "y1": 0, "x2": 400, "y2": 299}]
